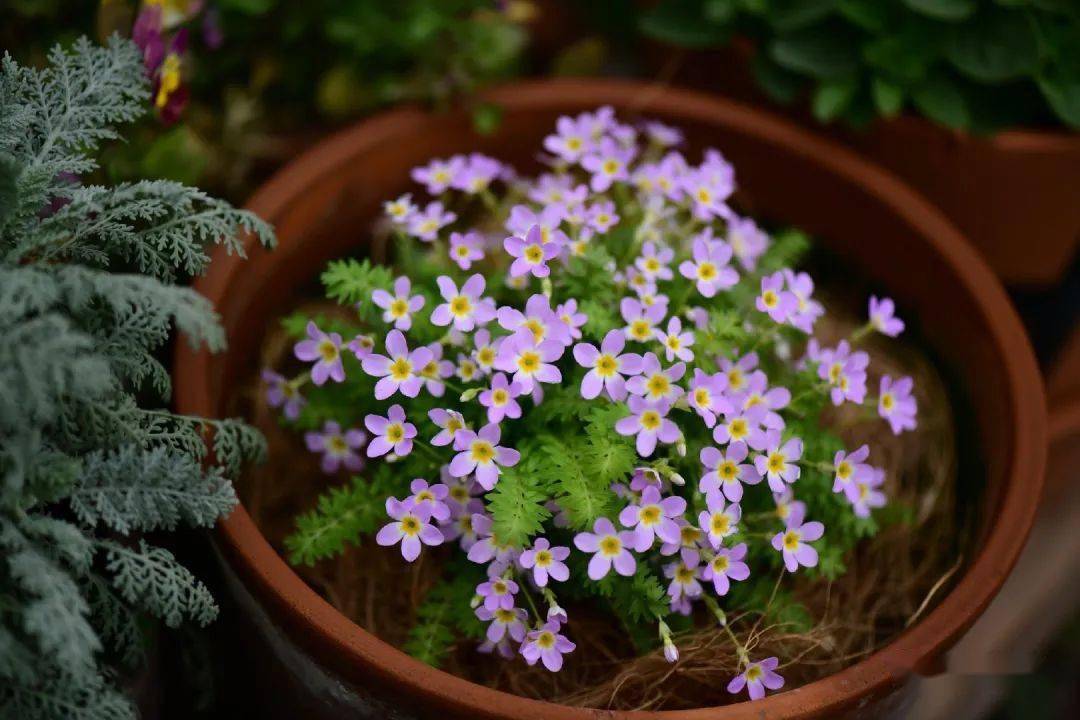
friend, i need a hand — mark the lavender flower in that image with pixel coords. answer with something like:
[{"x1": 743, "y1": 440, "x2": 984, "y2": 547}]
[
  {"x1": 587, "y1": 200, "x2": 619, "y2": 234},
  {"x1": 869, "y1": 295, "x2": 905, "y2": 337},
  {"x1": 476, "y1": 606, "x2": 528, "y2": 644},
  {"x1": 818, "y1": 341, "x2": 870, "y2": 406},
  {"x1": 581, "y1": 137, "x2": 634, "y2": 192},
  {"x1": 262, "y1": 369, "x2": 305, "y2": 419},
  {"x1": 727, "y1": 215, "x2": 769, "y2": 271},
  {"x1": 573, "y1": 517, "x2": 637, "y2": 580},
  {"x1": 615, "y1": 396, "x2": 679, "y2": 457},
  {"x1": 406, "y1": 478, "x2": 451, "y2": 523},
  {"x1": 504, "y1": 224, "x2": 560, "y2": 278},
  {"x1": 699, "y1": 492, "x2": 741, "y2": 548},
  {"x1": 408, "y1": 201, "x2": 456, "y2": 241},
  {"x1": 846, "y1": 467, "x2": 887, "y2": 518},
  {"x1": 756, "y1": 272, "x2": 797, "y2": 323},
  {"x1": 479, "y1": 372, "x2": 524, "y2": 423},
  {"x1": 687, "y1": 369, "x2": 732, "y2": 428},
  {"x1": 784, "y1": 269, "x2": 824, "y2": 333},
  {"x1": 555, "y1": 299, "x2": 587, "y2": 341},
  {"x1": 520, "y1": 620, "x2": 576, "y2": 672},
  {"x1": 879, "y1": 375, "x2": 917, "y2": 434},
  {"x1": 720, "y1": 352, "x2": 758, "y2": 394},
  {"x1": 293, "y1": 321, "x2": 345, "y2": 385},
  {"x1": 700, "y1": 442, "x2": 761, "y2": 502},
  {"x1": 543, "y1": 114, "x2": 592, "y2": 162},
  {"x1": 449, "y1": 231, "x2": 485, "y2": 270},
  {"x1": 573, "y1": 330, "x2": 643, "y2": 401},
  {"x1": 361, "y1": 330, "x2": 433, "y2": 399},
  {"x1": 376, "y1": 498, "x2": 443, "y2": 562},
  {"x1": 832, "y1": 445, "x2": 871, "y2": 494},
  {"x1": 384, "y1": 194, "x2": 418, "y2": 225},
  {"x1": 754, "y1": 430, "x2": 803, "y2": 493},
  {"x1": 664, "y1": 550, "x2": 703, "y2": 603},
  {"x1": 365, "y1": 404, "x2": 417, "y2": 458},
  {"x1": 449, "y1": 423, "x2": 521, "y2": 490},
  {"x1": 656, "y1": 316, "x2": 695, "y2": 362},
  {"x1": 727, "y1": 657, "x2": 784, "y2": 701},
  {"x1": 371, "y1": 276, "x2": 424, "y2": 331},
  {"x1": 493, "y1": 333, "x2": 563, "y2": 393},
  {"x1": 498, "y1": 293, "x2": 571, "y2": 346},
  {"x1": 713, "y1": 405, "x2": 768, "y2": 448},
  {"x1": 621, "y1": 296, "x2": 667, "y2": 343},
  {"x1": 635, "y1": 241, "x2": 674, "y2": 281},
  {"x1": 411, "y1": 156, "x2": 464, "y2": 194},
  {"x1": 772, "y1": 506, "x2": 824, "y2": 572},
  {"x1": 518, "y1": 538, "x2": 570, "y2": 587},
  {"x1": 626, "y1": 352, "x2": 685, "y2": 403},
  {"x1": 453, "y1": 154, "x2": 502, "y2": 194},
  {"x1": 472, "y1": 329, "x2": 500, "y2": 375},
  {"x1": 619, "y1": 486, "x2": 687, "y2": 551},
  {"x1": 678, "y1": 232, "x2": 738, "y2": 297},
  {"x1": 431, "y1": 274, "x2": 496, "y2": 331},
  {"x1": 477, "y1": 576, "x2": 519, "y2": 611},
  {"x1": 428, "y1": 408, "x2": 467, "y2": 447},
  {"x1": 305, "y1": 421, "x2": 366, "y2": 474},
  {"x1": 702, "y1": 543, "x2": 750, "y2": 595},
  {"x1": 507, "y1": 204, "x2": 568, "y2": 247}
]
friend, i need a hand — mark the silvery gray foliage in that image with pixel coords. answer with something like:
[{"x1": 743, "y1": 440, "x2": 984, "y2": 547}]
[{"x1": 0, "y1": 36, "x2": 275, "y2": 719}]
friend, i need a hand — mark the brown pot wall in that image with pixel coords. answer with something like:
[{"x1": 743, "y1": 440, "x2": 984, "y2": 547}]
[
  {"x1": 651, "y1": 44, "x2": 1080, "y2": 287},
  {"x1": 173, "y1": 79, "x2": 1047, "y2": 719}
]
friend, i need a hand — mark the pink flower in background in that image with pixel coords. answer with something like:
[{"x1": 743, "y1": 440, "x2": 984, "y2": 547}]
[
  {"x1": 449, "y1": 231, "x2": 485, "y2": 270},
  {"x1": 376, "y1": 498, "x2": 443, "y2": 562},
  {"x1": 262, "y1": 369, "x2": 305, "y2": 419},
  {"x1": 846, "y1": 467, "x2": 887, "y2": 518},
  {"x1": 507, "y1": 204, "x2": 568, "y2": 247},
  {"x1": 832, "y1": 445, "x2": 872, "y2": 494},
  {"x1": 476, "y1": 606, "x2": 527, "y2": 644},
  {"x1": 664, "y1": 550, "x2": 703, "y2": 603},
  {"x1": 477, "y1": 576, "x2": 519, "y2": 611},
  {"x1": 498, "y1": 293, "x2": 571, "y2": 346},
  {"x1": 406, "y1": 478, "x2": 451, "y2": 524},
  {"x1": 784, "y1": 269, "x2": 824, "y2": 333},
  {"x1": 587, "y1": 200, "x2": 620, "y2": 234},
  {"x1": 428, "y1": 408, "x2": 467, "y2": 447},
  {"x1": 879, "y1": 375, "x2": 917, "y2": 434},
  {"x1": 869, "y1": 296, "x2": 905, "y2": 337},
  {"x1": 453, "y1": 154, "x2": 502, "y2": 194},
  {"x1": 505, "y1": 224, "x2": 561, "y2": 278},
  {"x1": 494, "y1": 333, "x2": 563, "y2": 393},
  {"x1": 294, "y1": 321, "x2": 345, "y2": 385},
  {"x1": 543, "y1": 114, "x2": 593, "y2": 163},
  {"x1": 555, "y1": 299, "x2": 587, "y2": 341},
  {"x1": 626, "y1": 352, "x2": 685, "y2": 403},
  {"x1": 656, "y1": 316, "x2": 695, "y2": 362},
  {"x1": 384, "y1": 193, "x2": 418, "y2": 225},
  {"x1": 621, "y1": 296, "x2": 667, "y2": 343},
  {"x1": 581, "y1": 137, "x2": 635, "y2": 192},
  {"x1": 727, "y1": 657, "x2": 784, "y2": 701},
  {"x1": 698, "y1": 492, "x2": 741, "y2": 548},
  {"x1": 372, "y1": 276, "x2": 425, "y2": 331},
  {"x1": 756, "y1": 272, "x2": 797, "y2": 323},
  {"x1": 726, "y1": 215, "x2": 770, "y2": 271},
  {"x1": 408, "y1": 201, "x2": 456, "y2": 241},
  {"x1": 305, "y1": 421, "x2": 366, "y2": 474},
  {"x1": 365, "y1": 404, "x2": 417, "y2": 458},
  {"x1": 574, "y1": 518, "x2": 638, "y2": 580},
  {"x1": 411, "y1": 156, "x2": 464, "y2": 194},
  {"x1": 636, "y1": 241, "x2": 674, "y2": 281},
  {"x1": 687, "y1": 369, "x2": 731, "y2": 427}
]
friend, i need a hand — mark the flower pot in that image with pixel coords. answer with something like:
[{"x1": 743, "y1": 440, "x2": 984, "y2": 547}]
[
  {"x1": 648, "y1": 43, "x2": 1080, "y2": 287},
  {"x1": 173, "y1": 78, "x2": 1046, "y2": 719}
]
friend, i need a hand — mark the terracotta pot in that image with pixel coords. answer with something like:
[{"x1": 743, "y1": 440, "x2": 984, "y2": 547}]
[
  {"x1": 650, "y1": 44, "x2": 1080, "y2": 287},
  {"x1": 173, "y1": 78, "x2": 1046, "y2": 719}
]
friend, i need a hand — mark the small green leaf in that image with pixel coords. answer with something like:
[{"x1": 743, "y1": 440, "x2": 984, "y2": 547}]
[
  {"x1": 639, "y1": 0, "x2": 731, "y2": 48},
  {"x1": 872, "y1": 77, "x2": 905, "y2": 117},
  {"x1": 770, "y1": 26, "x2": 861, "y2": 81},
  {"x1": 751, "y1": 53, "x2": 806, "y2": 104},
  {"x1": 471, "y1": 102, "x2": 504, "y2": 135},
  {"x1": 812, "y1": 79, "x2": 858, "y2": 121},
  {"x1": 902, "y1": 0, "x2": 976, "y2": 22},
  {"x1": 945, "y1": 8, "x2": 1039, "y2": 83},
  {"x1": 912, "y1": 74, "x2": 971, "y2": 128},
  {"x1": 1037, "y1": 70, "x2": 1080, "y2": 129}
]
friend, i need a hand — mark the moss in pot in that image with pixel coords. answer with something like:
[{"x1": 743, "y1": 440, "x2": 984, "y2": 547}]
[{"x1": 249, "y1": 108, "x2": 961, "y2": 710}]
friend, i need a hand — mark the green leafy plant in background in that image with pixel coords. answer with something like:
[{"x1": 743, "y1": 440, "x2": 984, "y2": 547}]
[
  {"x1": 0, "y1": 36, "x2": 274, "y2": 719},
  {"x1": 641, "y1": 0, "x2": 1080, "y2": 131}
]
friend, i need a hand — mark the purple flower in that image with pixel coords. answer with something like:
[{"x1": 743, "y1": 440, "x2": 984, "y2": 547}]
[
  {"x1": 720, "y1": 352, "x2": 758, "y2": 394},
  {"x1": 449, "y1": 230, "x2": 485, "y2": 270},
  {"x1": 698, "y1": 492, "x2": 741, "y2": 548},
  {"x1": 734, "y1": 372, "x2": 790, "y2": 433},
  {"x1": 619, "y1": 486, "x2": 687, "y2": 551},
  {"x1": 664, "y1": 549, "x2": 703, "y2": 603},
  {"x1": 847, "y1": 466, "x2": 887, "y2": 518},
  {"x1": 406, "y1": 478, "x2": 451, "y2": 523},
  {"x1": 472, "y1": 329, "x2": 500, "y2": 374},
  {"x1": 529, "y1": 172, "x2": 577, "y2": 205},
  {"x1": 772, "y1": 506, "x2": 824, "y2": 572},
  {"x1": 371, "y1": 276, "x2": 425, "y2": 331},
  {"x1": 477, "y1": 576, "x2": 519, "y2": 611},
  {"x1": 555, "y1": 299, "x2": 587, "y2": 341},
  {"x1": 293, "y1": 321, "x2": 345, "y2": 385},
  {"x1": 615, "y1": 396, "x2": 679, "y2": 457},
  {"x1": 361, "y1": 330, "x2": 433, "y2": 399},
  {"x1": 656, "y1": 316, "x2": 695, "y2": 363},
  {"x1": 587, "y1": 200, "x2": 619, "y2": 234},
  {"x1": 773, "y1": 488, "x2": 806, "y2": 526},
  {"x1": 466, "y1": 513, "x2": 513, "y2": 565},
  {"x1": 476, "y1": 606, "x2": 527, "y2": 644},
  {"x1": 504, "y1": 224, "x2": 561, "y2": 278},
  {"x1": 678, "y1": 234, "x2": 738, "y2": 297},
  {"x1": 681, "y1": 164, "x2": 733, "y2": 220},
  {"x1": 879, "y1": 375, "x2": 917, "y2": 434},
  {"x1": 518, "y1": 538, "x2": 570, "y2": 587},
  {"x1": 754, "y1": 430, "x2": 803, "y2": 493},
  {"x1": 347, "y1": 333, "x2": 375, "y2": 360},
  {"x1": 449, "y1": 423, "x2": 521, "y2": 490},
  {"x1": 262, "y1": 369, "x2": 305, "y2": 420},
  {"x1": 520, "y1": 620, "x2": 576, "y2": 672},
  {"x1": 832, "y1": 445, "x2": 871, "y2": 494},
  {"x1": 727, "y1": 215, "x2": 769, "y2": 272},
  {"x1": 687, "y1": 369, "x2": 732, "y2": 427},
  {"x1": 455, "y1": 353, "x2": 480, "y2": 382},
  {"x1": 507, "y1": 204, "x2": 568, "y2": 247},
  {"x1": 756, "y1": 272, "x2": 797, "y2": 323},
  {"x1": 784, "y1": 270, "x2": 824, "y2": 334},
  {"x1": 376, "y1": 498, "x2": 443, "y2": 562},
  {"x1": 431, "y1": 274, "x2": 496, "y2": 332},
  {"x1": 453, "y1": 154, "x2": 502, "y2": 194},
  {"x1": 635, "y1": 241, "x2": 674, "y2": 281},
  {"x1": 543, "y1": 114, "x2": 593, "y2": 162},
  {"x1": 869, "y1": 295, "x2": 905, "y2": 337},
  {"x1": 581, "y1": 137, "x2": 635, "y2": 192},
  {"x1": 574, "y1": 517, "x2": 637, "y2": 580},
  {"x1": 428, "y1": 408, "x2": 467, "y2": 447},
  {"x1": 626, "y1": 352, "x2": 685, "y2": 403},
  {"x1": 384, "y1": 193, "x2": 418, "y2": 225},
  {"x1": 621, "y1": 296, "x2": 667, "y2": 343},
  {"x1": 643, "y1": 120, "x2": 683, "y2": 147},
  {"x1": 572, "y1": 330, "x2": 643, "y2": 401},
  {"x1": 365, "y1": 404, "x2": 417, "y2": 458},
  {"x1": 479, "y1": 372, "x2": 524, "y2": 423},
  {"x1": 700, "y1": 442, "x2": 761, "y2": 502},
  {"x1": 493, "y1": 333, "x2": 563, "y2": 393},
  {"x1": 497, "y1": 293, "x2": 571, "y2": 347},
  {"x1": 305, "y1": 421, "x2": 366, "y2": 474},
  {"x1": 713, "y1": 405, "x2": 768, "y2": 448},
  {"x1": 408, "y1": 201, "x2": 456, "y2": 241},
  {"x1": 411, "y1": 156, "x2": 464, "y2": 194},
  {"x1": 702, "y1": 543, "x2": 750, "y2": 596},
  {"x1": 818, "y1": 341, "x2": 870, "y2": 406},
  {"x1": 419, "y1": 346, "x2": 453, "y2": 395},
  {"x1": 727, "y1": 657, "x2": 784, "y2": 701}
]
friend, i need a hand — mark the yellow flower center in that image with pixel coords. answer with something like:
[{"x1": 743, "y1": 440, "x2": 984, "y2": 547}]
[
  {"x1": 495, "y1": 608, "x2": 517, "y2": 623},
  {"x1": 477, "y1": 347, "x2": 495, "y2": 366},
  {"x1": 493, "y1": 580, "x2": 508, "y2": 594},
  {"x1": 524, "y1": 245, "x2": 544, "y2": 263},
  {"x1": 390, "y1": 357, "x2": 412, "y2": 380},
  {"x1": 416, "y1": 490, "x2": 434, "y2": 502},
  {"x1": 646, "y1": 374, "x2": 670, "y2": 398},
  {"x1": 697, "y1": 262, "x2": 717, "y2": 281},
  {"x1": 517, "y1": 351, "x2": 540, "y2": 373},
  {"x1": 445, "y1": 415, "x2": 464, "y2": 433},
  {"x1": 596, "y1": 354, "x2": 618, "y2": 377},
  {"x1": 536, "y1": 630, "x2": 556, "y2": 649},
  {"x1": 881, "y1": 393, "x2": 895, "y2": 411},
  {"x1": 524, "y1": 319, "x2": 546, "y2": 343},
  {"x1": 680, "y1": 526, "x2": 701, "y2": 544},
  {"x1": 767, "y1": 453, "x2": 785, "y2": 473},
  {"x1": 470, "y1": 440, "x2": 495, "y2": 463},
  {"x1": 711, "y1": 514, "x2": 730, "y2": 535},
  {"x1": 645, "y1": 258, "x2": 661, "y2": 272},
  {"x1": 782, "y1": 530, "x2": 800, "y2": 551},
  {"x1": 449, "y1": 296, "x2": 472, "y2": 317},
  {"x1": 318, "y1": 340, "x2": 338, "y2": 363},
  {"x1": 675, "y1": 565, "x2": 695, "y2": 583},
  {"x1": 837, "y1": 461, "x2": 852, "y2": 480},
  {"x1": 720, "y1": 461, "x2": 737, "y2": 480},
  {"x1": 400, "y1": 516, "x2": 420, "y2": 535},
  {"x1": 727, "y1": 368, "x2": 744, "y2": 390},
  {"x1": 728, "y1": 418, "x2": 748, "y2": 439},
  {"x1": 492, "y1": 389, "x2": 509, "y2": 405},
  {"x1": 858, "y1": 482, "x2": 870, "y2": 500},
  {"x1": 450, "y1": 486, "x2": 469, "y2": 503},
  {"x1": 696, "y1": 187, "x2": 712, "y2": 204},
  {"x1": 745, "y1": 393, "x2": 763, "y2": 408},
  {"x1": 420, "y1": 361, "x2": 439, "y2": 379},
  {"x1": 390, "y1": 298, "x2": 409, "y2": 317},
  {"x1": 419, "y1": 219, "x2": 438, "y2": 235},
  {"x1": 666, "y1": 336, "x2": 681, "y2": 350},
  {"x1": 535, "y1": 550, "x2": 553, "y2": 567},
  {"x1": 386, "y1": 424, "x2": 404, "y2": 443},
  {"x1": 456, "y1": 245, "x2": 470, "y2": 257},
  {"x1": 712, "y1": 555, "x2": 729, "y2": 572},
  {"x1": 327, "y1": 436, "x2": 347, "y2": 453},
  {"x1": 762, "y1": 290, "x2": 778, "y2": 308},
  {"x1": 694, "y1": 388, "x2": 710, "y2": 406},
  {"x1": 458, "y1": 361, "x2": 477, "y2": 380},
  {"x1": 745, "y1": 665, "x2": 763, "y2": 681},
  {"x1": 639, "y1": 506, "x2": 661, "y2": 525},
  {"x1": 602, "y1": 159, "x2": 620, "y2": 175},
  {"x1": 154, "y1": 53, "x2": 182, "y2": 109},
  {"x1": 599, "y1": 536, "x2": 622, "y2": 556},
  {"x1": 567, "y1": 137, "x2": 583, "y2": 151},
  {"x1": 640, "y1": 410, "x2": 662, "y2": 430}
]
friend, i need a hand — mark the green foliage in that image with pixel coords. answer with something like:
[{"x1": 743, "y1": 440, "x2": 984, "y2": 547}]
[
  {"x1": 641, "y1": 0, "x2": 1080, "y2": 130},
  {"x1": 321, "y1": 257, "x2": 394, "y2": 307},
  {"x1": 0, "y1": 38, "x2": 273, "y2": 719},
  {"x1": 403, "y1": 568, "x2": 485, "y2": 668}
]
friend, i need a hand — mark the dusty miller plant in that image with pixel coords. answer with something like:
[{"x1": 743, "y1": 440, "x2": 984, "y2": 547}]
[{"x1": 0, "y1": 36, "x2": 274, "y2": 719}]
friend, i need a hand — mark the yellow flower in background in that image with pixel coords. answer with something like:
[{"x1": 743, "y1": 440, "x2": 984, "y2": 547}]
[
  {"x1": 144, "y1": 0, "x2": 201, "y2": 29},
  {"x1": 155, "y1": 53, "x2": 182, "y2": 109}
]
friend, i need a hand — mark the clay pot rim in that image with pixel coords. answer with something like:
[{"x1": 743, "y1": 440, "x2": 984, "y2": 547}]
[{"x1": 174, "y1": 78, "x2": 1047, "y2": 719}]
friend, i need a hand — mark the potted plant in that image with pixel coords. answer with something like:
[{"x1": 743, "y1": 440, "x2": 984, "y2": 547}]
[
  {"x1": 0, "y1": 37, "x2": 273, "y2": 718},
  {"x1": 639, "y1": 0, "x2": 1080, "y2": 286},
  {"x1": 174, "y1": 79, "x2": 1046, "y2": 718}
]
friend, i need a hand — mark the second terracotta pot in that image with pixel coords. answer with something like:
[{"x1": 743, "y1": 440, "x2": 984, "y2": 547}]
[{"x1": 173, "y1": 79, "x2": 1046, "y2": 719}]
